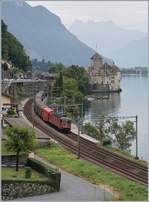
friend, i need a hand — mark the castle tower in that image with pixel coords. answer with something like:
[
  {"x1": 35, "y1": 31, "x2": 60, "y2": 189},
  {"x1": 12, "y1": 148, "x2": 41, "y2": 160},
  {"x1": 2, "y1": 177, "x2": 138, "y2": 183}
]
[{"x1": 90, "y1": 52, "x2": 103, "y2": 71}]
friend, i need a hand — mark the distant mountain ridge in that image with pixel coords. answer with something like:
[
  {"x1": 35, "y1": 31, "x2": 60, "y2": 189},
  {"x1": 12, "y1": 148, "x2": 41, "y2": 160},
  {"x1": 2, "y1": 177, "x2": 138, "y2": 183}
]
[
  {"x1": 69, "y1": 20, "x2": 147, "y2": 67},
  {"x1": 111, "y1": 37, "x2": 148, "y2": 67},
  {"x1": 2, "y1": 1, "x2": 113, "y2": 67}
]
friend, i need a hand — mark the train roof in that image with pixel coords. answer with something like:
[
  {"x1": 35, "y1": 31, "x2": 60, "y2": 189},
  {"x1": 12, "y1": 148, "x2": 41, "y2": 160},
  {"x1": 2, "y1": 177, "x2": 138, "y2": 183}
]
[
  {"x1": 49, "y1": 103, "x2": 58, "y2": 109},
  {"x1": 60, "y1": 117, "x2": 71, "y2": 121},
  {"x1": 36, "y1": 91, "x2": 44, "y2": 97},
  {"x1": 54, "y1": 111, "x2": 65, "y2": 118},
  {"x1": 43, "y1": 107, "x2": 54, "y2": 113}
]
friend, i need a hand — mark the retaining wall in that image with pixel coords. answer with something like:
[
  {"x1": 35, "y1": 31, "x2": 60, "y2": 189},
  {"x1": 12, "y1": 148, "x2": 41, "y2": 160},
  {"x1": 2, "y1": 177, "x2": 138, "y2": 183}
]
[
  {"x1": 2, "y1": 156, "x2": 61, "y2": 200},
  {"x1": 2, "y1": 180, "x2": 55, "y2": 200}
]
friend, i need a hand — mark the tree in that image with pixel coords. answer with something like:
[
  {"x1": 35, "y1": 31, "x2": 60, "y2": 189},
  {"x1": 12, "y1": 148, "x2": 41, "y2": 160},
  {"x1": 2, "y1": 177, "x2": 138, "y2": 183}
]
[
  {"x1": 111, "y1": 120, "x2": 136, "y2": 151},
  {"x1": 5, "y1": 126, "x2": 36, "y2": 171},
  {"x1": 50, "y1": 63, "x2": 65, "y2": 73},
  {"x1": 62, "y1": 78, "x2": 83, "y2": 104},
  {"x1": 2, "y1": 20, "x2": 31, "y2": 71},
  {"x1": 58, "y1": 72, "x2": 63, "y2": 96},
  {"x1": 64, "y1": 65, "x2": 90, "y2": 95},
  {"x1": 54, "y1": 71, "x2": 63, "y2": 97},
  {"x1": 95, "y1": 114, "x2": 110, "y2": 143},
  {"x1": 83, "y1": 122, "x2": 100, "y2": 139}
]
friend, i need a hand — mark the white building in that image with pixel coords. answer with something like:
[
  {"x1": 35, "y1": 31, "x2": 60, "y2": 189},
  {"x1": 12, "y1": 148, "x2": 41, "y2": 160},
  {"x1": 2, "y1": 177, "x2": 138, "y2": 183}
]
[{"x1": 88, "y1": 52, "x2": 121, "y2": 92}]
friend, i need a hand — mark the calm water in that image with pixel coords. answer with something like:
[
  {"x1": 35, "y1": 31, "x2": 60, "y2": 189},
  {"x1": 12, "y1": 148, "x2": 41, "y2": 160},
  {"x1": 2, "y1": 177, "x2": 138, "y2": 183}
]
[{"x1": 84, "y1": 75, "x2": 148, "y2": 160}]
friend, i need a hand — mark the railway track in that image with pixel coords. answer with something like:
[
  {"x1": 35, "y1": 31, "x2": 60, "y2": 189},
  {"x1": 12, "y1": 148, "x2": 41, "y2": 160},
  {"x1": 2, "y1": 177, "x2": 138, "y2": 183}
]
[{"x1": 24, "y1": 99, "x2": 148, "y2": 185}]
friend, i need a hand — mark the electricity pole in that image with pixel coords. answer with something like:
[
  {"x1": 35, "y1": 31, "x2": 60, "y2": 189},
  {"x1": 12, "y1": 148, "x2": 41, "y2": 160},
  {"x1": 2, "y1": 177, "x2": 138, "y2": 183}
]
[
  {"x1": 135, "y1": 115, "x2": 139, "y2": 159},
  {"x1": 77, "y1": 118, "x2": 81, "y2": 159},
  {"x1": 77, "y1": 103, "x2": 83, "y2": 159}
]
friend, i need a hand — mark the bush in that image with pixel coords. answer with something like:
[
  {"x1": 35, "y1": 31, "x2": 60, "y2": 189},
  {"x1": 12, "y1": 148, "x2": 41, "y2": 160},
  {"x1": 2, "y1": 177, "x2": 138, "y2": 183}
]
[
  {"x1": 102, "y1": 139, "x2": 112, "y2": 146},
  {"x1": 27, "y1": 158, "x2": 61, "y2": 191},
  {"x1": 83, "y1": 122, "x2": 99, "y2": 139},
  {"x1": 27, "y1": 158, "x2": 54, "y2": 177},
  {"x1": 25, "y1": 167, "x2": 32, "y2": 178},
  {"x1": 7, "y1": 107, "x2": 16, "y2": 116}
]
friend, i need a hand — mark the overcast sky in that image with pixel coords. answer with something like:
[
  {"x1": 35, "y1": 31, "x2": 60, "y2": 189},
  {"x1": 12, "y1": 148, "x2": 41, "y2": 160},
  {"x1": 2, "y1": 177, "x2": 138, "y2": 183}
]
[{"x1": 27, "y1": 1, "x2": 148, "y2": 33}]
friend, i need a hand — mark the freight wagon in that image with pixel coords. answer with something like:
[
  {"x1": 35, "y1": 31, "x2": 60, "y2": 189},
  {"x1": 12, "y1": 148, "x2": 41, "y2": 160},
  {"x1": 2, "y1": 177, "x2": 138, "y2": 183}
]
[{"x1": 34, "y1": 91, "x2": 71, "y2": 132}]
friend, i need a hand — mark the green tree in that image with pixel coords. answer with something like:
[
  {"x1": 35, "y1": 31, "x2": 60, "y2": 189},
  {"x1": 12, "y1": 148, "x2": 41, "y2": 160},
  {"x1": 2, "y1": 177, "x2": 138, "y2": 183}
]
[
  {"x1": 111, "y1": 120, "x2": 136, "y2": 151},
  {"x1": 50, "y1": 63, "x2": 65, "y2": 73},
  {"x1": 5, "y1": 126, "x2": 36, "y2": 171},
  {"x1": 83, "y1": 122, "x2": 100, "y2": 139},
  {"x1": 64, "y1": 65, "x2": 90, "y2": 95},
  {"x1": 62, "y1": 78, "x2": 83, "y2": 104},
  {"x1": 2, "y1": 20, "x2": 31, "y2": 71},
  {"x1": 58, "y1": 71, "x2": 63, "y2": 96},
  {"x1": 54, "y1": 71, "x2": 63, "y2": 97},
  {"x1": 95, "y1": 114, "x2": 109, "y2": 143}
]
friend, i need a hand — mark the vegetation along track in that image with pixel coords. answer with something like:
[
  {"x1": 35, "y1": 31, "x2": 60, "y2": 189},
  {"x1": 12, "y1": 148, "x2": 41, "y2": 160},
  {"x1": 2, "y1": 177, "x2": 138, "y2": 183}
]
[{"x1": 24, "y1": 99, "x2": 148, "y2": 185}]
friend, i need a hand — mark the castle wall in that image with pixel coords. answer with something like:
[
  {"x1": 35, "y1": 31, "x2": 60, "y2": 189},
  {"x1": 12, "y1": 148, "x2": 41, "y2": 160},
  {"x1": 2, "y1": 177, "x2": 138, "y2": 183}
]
[{"x1": 88, "y1": 53, "x2": 121, "y2": 93}]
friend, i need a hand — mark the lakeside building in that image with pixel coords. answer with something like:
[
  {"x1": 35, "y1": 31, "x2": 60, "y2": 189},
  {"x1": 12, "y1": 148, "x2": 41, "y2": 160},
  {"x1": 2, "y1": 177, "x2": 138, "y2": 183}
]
[{"x1": 88, "y1": 52, "x2": 121, "y2": 93}]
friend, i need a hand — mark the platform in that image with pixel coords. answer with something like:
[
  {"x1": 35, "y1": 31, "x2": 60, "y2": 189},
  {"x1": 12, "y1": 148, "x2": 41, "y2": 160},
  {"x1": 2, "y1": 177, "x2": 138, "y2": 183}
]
[{"x1": 71, "y1": 123, "x2": 98, "y2": 143}]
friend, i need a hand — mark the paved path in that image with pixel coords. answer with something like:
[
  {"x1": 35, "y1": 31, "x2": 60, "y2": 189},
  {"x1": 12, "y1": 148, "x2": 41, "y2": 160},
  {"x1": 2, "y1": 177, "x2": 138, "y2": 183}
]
[
  {"x1": 16, "y1": 166, "x2": 112, "y2": 201},
  {"x1": 15, "y1": 155, "x2": 112, "y2": 201}
]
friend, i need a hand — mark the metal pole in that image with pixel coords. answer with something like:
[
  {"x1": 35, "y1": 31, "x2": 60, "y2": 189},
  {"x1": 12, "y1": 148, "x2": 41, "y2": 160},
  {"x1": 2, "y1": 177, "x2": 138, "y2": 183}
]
[
  {"x1": 103, "y1": 184, "x2": 106, "y2": 201},
  {"x1": 135, "y1": 115, "x2": 139, "y2": 159},
  {"x1": 77, "y1": 103, "x2": 83, "y2": 158},
  {"x1": 32, "y1": 97, "x2": 35, "y2": 128},
  {"x1": 77, "y1": 119, "x2": 80, "y2": 159},
  {"x1": 63, "y1": 96, "x2": 65, "y2": 114}
]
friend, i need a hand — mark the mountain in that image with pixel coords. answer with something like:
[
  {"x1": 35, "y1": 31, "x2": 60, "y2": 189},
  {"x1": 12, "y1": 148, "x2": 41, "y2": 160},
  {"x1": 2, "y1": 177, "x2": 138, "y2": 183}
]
[
  {"x1": 110, "y1": 37, "x2": 148, "y2": 68},
  {"x1": 2, "y1": 20, "x2": 31, "y2": 70},
  {"x1": 69, "y1": 20, "x2": 147, "y2": 67},
  {"x1": 2, "y1": 1, "x2": 113, "y2": 67}
]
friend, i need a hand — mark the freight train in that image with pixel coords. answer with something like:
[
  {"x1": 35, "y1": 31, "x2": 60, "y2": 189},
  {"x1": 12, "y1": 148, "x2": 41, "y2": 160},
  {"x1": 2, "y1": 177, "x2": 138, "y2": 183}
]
[{"x1": 34, "y1": 91, "x2": 71, "y2": 132}]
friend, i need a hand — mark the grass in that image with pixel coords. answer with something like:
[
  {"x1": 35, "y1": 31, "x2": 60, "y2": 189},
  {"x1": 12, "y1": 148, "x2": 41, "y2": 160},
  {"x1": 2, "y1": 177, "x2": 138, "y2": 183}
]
[
  {"x1": 104, "y1": 145, "x2": 147, "y2": 166},
  {"x1": 2, "y1": 167, "x2": 47, "y2": 181},
  {"x1": 35, "y1": 142, "x2": 148, "y2": 201}
]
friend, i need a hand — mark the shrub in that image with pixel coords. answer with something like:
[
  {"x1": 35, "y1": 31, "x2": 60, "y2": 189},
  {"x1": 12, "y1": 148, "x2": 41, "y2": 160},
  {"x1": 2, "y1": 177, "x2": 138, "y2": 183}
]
[
  {"x1": 25, "y1": 167, "x2": 32, "y2": 178},
  {"x1": 27, "y1": 158, "x2": 61, "y2": 191},
  {"x1": 102, "y1": 139, "x2": 112, "y2": 146},
  {"x1": 7, "y1": 107, "x2": 16, "y2": 116},
  {"x1": 12, "y1": 173, "x2": 18, "y2": 178},
  {"x1": 27, "y1": 158, "x2": 53, "y2": 176}
]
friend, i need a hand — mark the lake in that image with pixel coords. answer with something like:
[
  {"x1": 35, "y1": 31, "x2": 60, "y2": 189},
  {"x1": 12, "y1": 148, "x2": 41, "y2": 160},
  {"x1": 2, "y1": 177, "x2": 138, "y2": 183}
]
[{"x1": 84, "y1": 75, "x2": 148, "y2": 160}]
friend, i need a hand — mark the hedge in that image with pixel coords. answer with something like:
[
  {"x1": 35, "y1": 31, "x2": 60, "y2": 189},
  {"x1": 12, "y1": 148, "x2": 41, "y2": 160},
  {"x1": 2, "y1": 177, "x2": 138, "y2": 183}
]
[{"x1": 27, "y1": 158, "x2": 61, "y2": 191}]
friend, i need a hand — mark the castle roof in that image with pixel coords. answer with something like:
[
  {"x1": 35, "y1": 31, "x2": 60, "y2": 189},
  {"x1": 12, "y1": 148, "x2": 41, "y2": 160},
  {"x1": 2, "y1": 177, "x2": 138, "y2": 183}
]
[
  {"x1": 91, "y1": 52, "x2": 102, "y2": 60},
  {"x1": 103, "y1": 63, "x2": 120, "y2": 74}
]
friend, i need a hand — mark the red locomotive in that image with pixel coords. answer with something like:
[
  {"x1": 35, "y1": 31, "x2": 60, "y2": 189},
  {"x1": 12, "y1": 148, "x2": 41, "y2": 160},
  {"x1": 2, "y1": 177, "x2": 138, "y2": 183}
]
[{"x1": 34, "y1": 91, "x2": 71, "y2": 132}]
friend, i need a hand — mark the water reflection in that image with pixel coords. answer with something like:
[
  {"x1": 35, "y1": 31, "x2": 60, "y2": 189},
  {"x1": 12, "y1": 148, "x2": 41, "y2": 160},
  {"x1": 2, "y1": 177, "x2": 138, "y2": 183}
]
[{"x1": 84, "y1": 93, "x2": 121, "y2": 122}]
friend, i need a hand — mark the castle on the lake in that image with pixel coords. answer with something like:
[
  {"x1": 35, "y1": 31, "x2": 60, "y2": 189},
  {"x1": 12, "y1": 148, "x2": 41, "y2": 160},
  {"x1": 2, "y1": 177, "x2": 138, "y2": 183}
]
[{"x1": 88, "y1": 52, "x2": 121, "y2": 93}]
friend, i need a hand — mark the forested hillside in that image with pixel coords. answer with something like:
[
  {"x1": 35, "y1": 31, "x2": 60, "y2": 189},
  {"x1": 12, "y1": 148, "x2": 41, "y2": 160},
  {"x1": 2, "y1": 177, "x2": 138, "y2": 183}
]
[{"x1": 2, "y1": 20, "x2": 31, "y2": 70}]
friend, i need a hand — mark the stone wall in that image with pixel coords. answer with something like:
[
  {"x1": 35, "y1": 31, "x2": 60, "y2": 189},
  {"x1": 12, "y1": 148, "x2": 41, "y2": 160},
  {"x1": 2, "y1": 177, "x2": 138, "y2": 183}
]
[
  {"x1": 2, "y1": 79, "x2": 50, "y2": 97},
  {"x1": 2, "y1": 180, "x2": 55, "y2": 200},
  {"x1": 2, "y1": 157, "x2": 61, "y2": 200}
]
